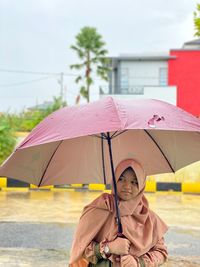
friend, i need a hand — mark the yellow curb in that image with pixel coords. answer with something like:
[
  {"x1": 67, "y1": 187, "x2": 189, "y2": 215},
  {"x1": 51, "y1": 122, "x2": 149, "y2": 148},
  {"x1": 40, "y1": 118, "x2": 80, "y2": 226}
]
[
  {"x1": 71, "y1": 184, "x2": 83, "y2": 187},
  {"x1": 1, "y1": 182, "x2": 200, "y2": 194},
  {"x1": 145, "y1": 181, "x2": 156, "y2": 192},
  {"x1": 0, "y1": 177, "x2": 7, "y2": 188},
  {"x1": 182, "y1": 182, "x2": 200, "y2": 194},
  {"x1": 89, "y1": 184, "x2": 106, "y2": 191},
  {"x1": 30, "y1": 184, "x2": 54, "y2": 189}
]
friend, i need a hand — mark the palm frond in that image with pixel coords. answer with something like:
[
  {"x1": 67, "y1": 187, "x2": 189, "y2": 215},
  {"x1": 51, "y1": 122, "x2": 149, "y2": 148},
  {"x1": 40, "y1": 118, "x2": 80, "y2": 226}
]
[
  {"x1": 86, "y1": 77, "x2": 93, "y2": 86},
  {"x1": 95, "y1": 49, "x2": 108, "y2": 56},
  {"x1": 70, "y1": 45, "x2": 85, "y2": 59},
  {"x1": 80, "y1": 86, "x2": 88, "y2": 100},
  {"x1": 97, "y1": 65, "x2": 111, "y2": 73},
  {"x1": 70, "y1": 63, "x2": 85, "y2": 70},
  {"x1": 75, "y1": 76, "x2": 82, "y2": 83}
]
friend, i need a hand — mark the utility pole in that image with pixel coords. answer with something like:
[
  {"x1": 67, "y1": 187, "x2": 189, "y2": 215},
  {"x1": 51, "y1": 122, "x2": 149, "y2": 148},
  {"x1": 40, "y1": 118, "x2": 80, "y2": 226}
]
[
  {"x1": 60, "y1": 72, "x2": 64, "y2": 102},
  {"x1": 58, "y1": 72, "x2": 64, "y2": 106}
]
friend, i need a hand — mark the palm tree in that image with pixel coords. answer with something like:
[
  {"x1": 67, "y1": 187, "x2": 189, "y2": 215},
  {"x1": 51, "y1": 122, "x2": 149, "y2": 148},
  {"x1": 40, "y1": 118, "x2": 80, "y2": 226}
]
[
  {"x1": 70, "y1": 27, "x2": 110, "y2": 103},
  {"x1": 194, "y1": 3, "x2": 200, "y2": 37}
]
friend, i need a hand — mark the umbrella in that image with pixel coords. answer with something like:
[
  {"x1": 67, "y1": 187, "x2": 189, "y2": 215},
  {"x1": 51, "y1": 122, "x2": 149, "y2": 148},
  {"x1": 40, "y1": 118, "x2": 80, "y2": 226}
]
[{"x1": 1, "y1": 97, "x2": 200, "y2": 232}]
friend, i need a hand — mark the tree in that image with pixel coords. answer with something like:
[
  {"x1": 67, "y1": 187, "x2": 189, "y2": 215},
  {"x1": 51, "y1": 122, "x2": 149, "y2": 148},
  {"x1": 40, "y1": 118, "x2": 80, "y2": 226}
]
[
  {"x1": 20, "y1": 96, "x2": 67, "y2": 131},
  {"x1": 9, "y1": 96, "x2": 67, "y2": 132},
  {"x1": 0, "y1": 114, "x2": 17, "y2": 165},
  {"x1": 70, "y1": 26, "x2": 110, "y2": 103},
  {"x1": 0, "y1": 96, "x2": 67, "y2": 164},
  {"x1": 194, "y1": 3, "x2": 200, "y2": 37}
]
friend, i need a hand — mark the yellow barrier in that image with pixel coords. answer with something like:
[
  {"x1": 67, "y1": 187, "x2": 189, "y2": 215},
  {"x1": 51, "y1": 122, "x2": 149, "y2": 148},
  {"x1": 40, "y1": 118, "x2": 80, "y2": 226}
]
[
  {"x1": 89, "y1": 184, "x2": 106, "y2": 191},
  {"x1": 0, "y1": 177, "x2": 7, "y2": 188},
  {"x1": 71, "y1": 184, "x2": 83, "y2": 187},
  {"x1": 145, "y1": 181, "x2": 156, "y2": 192},
  {"x1": 0, "y1": 177, "x2": 200, "y2": 193},
  {"x1": 30, "y1": 184, "x2": 54, "y2": 189},
  {"x1": 182, "y1": 182, "x2": 200, "y2": 193}
]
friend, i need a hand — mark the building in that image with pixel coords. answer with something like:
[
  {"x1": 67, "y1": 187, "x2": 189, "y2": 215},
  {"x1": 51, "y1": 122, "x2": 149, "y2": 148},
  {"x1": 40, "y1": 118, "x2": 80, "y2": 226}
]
[
  {"x1": 100, "y1": 54, "x2": 177, "y2": 105},
  {"x1": 27, "y1": 101, "x2": 54, "y2": 111},
  {"x1": 102, "y1": 38, "x2": 200, "y2": 117},
  {"x1": 169, "y1": 39, "x2": 200, "y2": 117}
]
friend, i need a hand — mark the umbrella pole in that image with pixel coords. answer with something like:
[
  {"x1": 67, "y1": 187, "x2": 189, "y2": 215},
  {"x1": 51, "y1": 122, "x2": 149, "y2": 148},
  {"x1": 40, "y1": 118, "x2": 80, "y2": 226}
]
[
  {"x1": 101, "y1": 133, "x2": 107, "y2": 185},
  {"x1": 106, "y1": 132, "x2": 122, "y2": 234}
]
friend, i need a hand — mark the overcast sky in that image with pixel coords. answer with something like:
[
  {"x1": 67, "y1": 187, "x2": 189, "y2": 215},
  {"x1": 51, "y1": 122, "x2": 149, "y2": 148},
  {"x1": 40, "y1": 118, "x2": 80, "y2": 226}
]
[{"x1": 0, "y1": 0, "x2": 198, "y2": 112}]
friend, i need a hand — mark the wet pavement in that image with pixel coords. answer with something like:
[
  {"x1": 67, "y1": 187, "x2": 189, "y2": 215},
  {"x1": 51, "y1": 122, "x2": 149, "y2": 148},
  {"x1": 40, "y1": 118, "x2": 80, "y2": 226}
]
[{"x1": 0, "y1": 190, "x2": 200, "y2": 266}]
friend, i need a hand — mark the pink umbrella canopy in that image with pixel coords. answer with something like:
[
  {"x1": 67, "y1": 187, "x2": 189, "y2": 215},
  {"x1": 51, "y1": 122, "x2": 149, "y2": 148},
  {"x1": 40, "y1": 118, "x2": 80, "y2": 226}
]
[{"x1": 1, "y1": 97, "x2": 200, "y2": 186}]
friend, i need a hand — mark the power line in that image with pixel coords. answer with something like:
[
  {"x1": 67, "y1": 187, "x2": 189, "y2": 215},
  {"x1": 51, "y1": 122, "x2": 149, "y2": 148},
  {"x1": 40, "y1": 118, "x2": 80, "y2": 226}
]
[
  {"x1": 0, "y1": 68, "x2": 110, "y2": 79},
  {"x1": 0, "y1": 68, "x2": 78, "y2": 77},
  {"x1": 0, "y1": 76, "x2": 54, "y2": 87},
  {"x1": 0, "y1": 68, "x2": 59, "y2": 75},
  {"x1": 0, "y1": 68, "x2": 109, "y2": 93}
]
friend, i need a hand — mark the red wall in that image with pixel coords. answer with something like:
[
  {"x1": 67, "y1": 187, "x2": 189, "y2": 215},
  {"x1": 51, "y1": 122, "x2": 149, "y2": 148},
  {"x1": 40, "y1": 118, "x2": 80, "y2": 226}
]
[{"x1": 168, "y1": 50, "x2": 200, "y2": 117}]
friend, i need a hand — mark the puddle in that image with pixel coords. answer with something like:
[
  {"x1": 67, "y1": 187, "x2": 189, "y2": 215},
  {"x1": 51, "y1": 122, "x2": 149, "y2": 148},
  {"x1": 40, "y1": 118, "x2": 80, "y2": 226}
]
[{"x1": 0, "y1": 191, "x2": 200, "y2": 266}]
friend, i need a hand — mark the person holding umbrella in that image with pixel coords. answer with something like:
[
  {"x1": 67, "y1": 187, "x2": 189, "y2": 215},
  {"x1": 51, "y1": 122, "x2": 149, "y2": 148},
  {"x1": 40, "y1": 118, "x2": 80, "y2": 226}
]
[{"x1": 69, "y1": 159, "x2": 168, "y2": 267}]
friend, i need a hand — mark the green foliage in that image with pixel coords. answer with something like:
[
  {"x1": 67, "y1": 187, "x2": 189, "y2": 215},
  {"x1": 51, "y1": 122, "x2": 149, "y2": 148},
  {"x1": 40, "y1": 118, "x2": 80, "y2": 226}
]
[
  {"x1": 16, "y1": 96, "x2": 67, "y2": 132},
  {"x1": 194, "y1": 3, "x2": 200, "y2": 37},
  {"x1": 0, "y1": 96, "x2": 66, "y2": 164},
  {"x1": 80, "y1": 86, "x2": 88, "y2": 99},
  {"x1": 70, "y1": 26, "x2": 110, "y2": 102},
  {"x1": 3, "y1": 95, "x2": 67, "y2": 132},
  {"x1": 0, "y1": 114, "x2": 17, "y2": 165}
]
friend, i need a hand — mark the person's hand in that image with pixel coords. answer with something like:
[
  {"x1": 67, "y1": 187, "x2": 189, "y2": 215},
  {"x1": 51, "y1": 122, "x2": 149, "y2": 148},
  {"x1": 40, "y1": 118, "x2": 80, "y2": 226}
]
[
  {"x1": 108, "y1": 237, "x2": 131, "y2": 255},
  {"x1": 121, "y1": 255, "x2": 138, "y2": 267}
]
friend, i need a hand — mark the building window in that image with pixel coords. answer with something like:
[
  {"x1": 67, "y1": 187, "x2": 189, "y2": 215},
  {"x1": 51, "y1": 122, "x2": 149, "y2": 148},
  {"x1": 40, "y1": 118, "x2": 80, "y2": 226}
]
[
  {"x1": 120, "y1": 68, "x2": 129, "y2": 93},
  {"x1": 129, "y1": 86, "x2": 144, "y2": 95},
  {"x1": 159, "y1": 68, "x2": 167, "y2": 86}
]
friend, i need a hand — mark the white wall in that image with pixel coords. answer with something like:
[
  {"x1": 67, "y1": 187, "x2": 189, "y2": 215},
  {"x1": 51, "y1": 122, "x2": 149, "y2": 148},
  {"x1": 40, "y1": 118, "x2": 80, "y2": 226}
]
[
  {"x1": 119, "y1": 60, "x2": 168, "y2": 87},
  {"x1": 100, "y1": 86, "x2": 177, "y2": 105}
]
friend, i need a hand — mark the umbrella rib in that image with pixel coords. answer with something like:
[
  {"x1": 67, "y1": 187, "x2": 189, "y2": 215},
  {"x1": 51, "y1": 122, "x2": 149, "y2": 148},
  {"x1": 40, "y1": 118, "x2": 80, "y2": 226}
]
[
  {"x1": 92, "y1": 134, "x2": 107, "y2": 139},
  {"x1": 38, "y1": 140, "x2": 63, "y2": 187},
  {"x1": 111, "y1": 131, "x2": 118, "y2": 138},
  {"x1": 144, "y1": 130, "x2": 175, "y2": 172},
  {"x1": 112, "y1": 130, "x2": 127, "y2": 139}
]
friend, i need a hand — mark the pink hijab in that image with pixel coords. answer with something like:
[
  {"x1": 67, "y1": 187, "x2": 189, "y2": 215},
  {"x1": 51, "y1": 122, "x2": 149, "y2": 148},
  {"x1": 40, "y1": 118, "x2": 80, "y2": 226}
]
[{"x1": 69, "y1": 159, "x2": 168, "y2": 266}]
